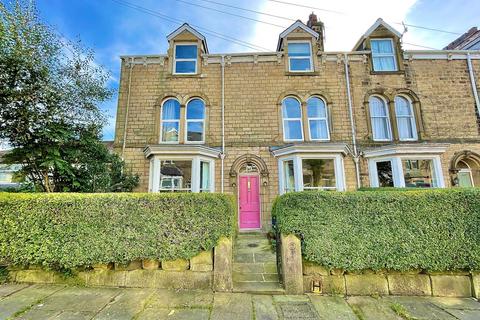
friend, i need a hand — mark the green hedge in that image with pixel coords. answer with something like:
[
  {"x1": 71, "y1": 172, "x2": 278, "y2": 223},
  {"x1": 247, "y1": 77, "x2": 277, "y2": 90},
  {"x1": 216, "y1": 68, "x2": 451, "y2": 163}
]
[
  {"x1": 0, "y1": 193, "x2": 235, "y2": 269},
  {"x1": 273, "y1": 189, "x2": 480, "y2": 272}
]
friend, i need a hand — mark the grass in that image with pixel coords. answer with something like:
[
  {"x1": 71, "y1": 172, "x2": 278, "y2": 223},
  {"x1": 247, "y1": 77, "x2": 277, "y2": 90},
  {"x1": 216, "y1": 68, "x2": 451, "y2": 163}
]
[{"x1": 390, "y1": 303, "x2": 417, "y2": 320}]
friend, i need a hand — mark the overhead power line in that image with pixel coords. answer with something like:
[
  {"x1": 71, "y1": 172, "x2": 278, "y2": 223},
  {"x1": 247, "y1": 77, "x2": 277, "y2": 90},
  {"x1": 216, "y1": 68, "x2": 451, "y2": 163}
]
[
  {"x1": 174, "y1": 0, "x2": 287, "y2": 28},
  {"x1": 110, "y1": 0, "x2": 270, "y2": 51},
  {"x1": 192, "y1": 0, "x2": 295, "y2": 22},
  {"x1": 265, "y1": 0, "x2": 462, "y2": 35},
  {"x1": 266, "y1": 0, "x2": 345, "y2": 15},
  {"x1": 403, "y1": 42, "x2": 439, "y2": 50}
]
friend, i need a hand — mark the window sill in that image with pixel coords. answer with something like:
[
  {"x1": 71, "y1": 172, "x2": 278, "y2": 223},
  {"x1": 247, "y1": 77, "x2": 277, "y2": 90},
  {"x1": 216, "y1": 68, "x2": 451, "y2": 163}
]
[
  {"x1": 167, "y1": 74, "x2": 205, "y2": 79},
  {"x1": 285, "y1": 71, "x2": 319, "y2": 76},
  {"x1": 370, "y1": 70, "x2": 405, "y2": 75}
]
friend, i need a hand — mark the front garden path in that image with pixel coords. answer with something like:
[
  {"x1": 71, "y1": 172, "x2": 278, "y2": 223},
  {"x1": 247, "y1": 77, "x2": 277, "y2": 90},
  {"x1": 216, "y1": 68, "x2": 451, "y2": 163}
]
[{"x1": 1, "y1": 284, "x2": 479, "y2": 319}]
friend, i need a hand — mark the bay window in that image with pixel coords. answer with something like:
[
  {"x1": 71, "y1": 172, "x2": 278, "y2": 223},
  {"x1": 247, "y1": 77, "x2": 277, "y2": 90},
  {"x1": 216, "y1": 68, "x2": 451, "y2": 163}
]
[
  {"x1": 368, "y1": 156, "x2": 444, "y2": 188},
  {"x1": 147, "y1": 154, "x2": 215, "y2": 193},
  {"x1": 302, "y1": 159, "x2": 336, "y2": 191},
  {"x1": 277, "y1": 153, "x2": 346, "y2": 194}
]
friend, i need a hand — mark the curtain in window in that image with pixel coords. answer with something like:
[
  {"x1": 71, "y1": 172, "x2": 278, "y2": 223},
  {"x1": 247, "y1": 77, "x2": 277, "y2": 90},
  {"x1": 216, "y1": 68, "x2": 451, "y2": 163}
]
[
  {"x1": 161, "y1": 99, "x2": 180, "y2": 142},
  {"x1": 282, "y1": 97, "x2": 303, "y2": 140},
  {"x1": 371, "y1": 40, "x2": 396, "y2": 71},
  {"x1": 394, "y1": 96, "x2": 416, "y2": 140},
  {"x1": 369, "y1": 96, "x2": 391, "y2": 140},
  {"x1": 307, "y1": 97, "x2": 329, "y2": 140}
]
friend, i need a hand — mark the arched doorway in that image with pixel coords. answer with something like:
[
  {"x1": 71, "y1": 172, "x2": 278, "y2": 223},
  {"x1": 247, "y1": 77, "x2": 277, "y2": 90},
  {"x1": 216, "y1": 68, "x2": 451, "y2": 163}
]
[
  {"x1": 229, "y1": 155, "x2": 269, "y2": 230},
  {"x1": 450, "y1": 151, "x2": 480, "y2": 187}
]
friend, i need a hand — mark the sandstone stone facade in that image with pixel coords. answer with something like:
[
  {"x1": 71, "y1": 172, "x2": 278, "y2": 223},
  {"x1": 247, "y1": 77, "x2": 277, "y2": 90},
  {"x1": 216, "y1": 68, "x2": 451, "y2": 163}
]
[{"x1": 114, "y1": 19, "x2": 480, "y2": 231}]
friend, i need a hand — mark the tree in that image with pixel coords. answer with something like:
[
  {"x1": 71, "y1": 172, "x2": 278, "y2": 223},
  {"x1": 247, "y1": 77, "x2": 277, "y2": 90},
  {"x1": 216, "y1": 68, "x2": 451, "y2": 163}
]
[{"x1": 0, "y1": 0, "x2": 138, "y2": 192}]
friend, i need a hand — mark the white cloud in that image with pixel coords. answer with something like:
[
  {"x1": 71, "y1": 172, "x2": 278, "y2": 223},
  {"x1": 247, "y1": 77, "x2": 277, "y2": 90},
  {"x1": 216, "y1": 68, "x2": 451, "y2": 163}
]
[{"x1": 249, "y1": 0, "x2": 419, "y2": 51}]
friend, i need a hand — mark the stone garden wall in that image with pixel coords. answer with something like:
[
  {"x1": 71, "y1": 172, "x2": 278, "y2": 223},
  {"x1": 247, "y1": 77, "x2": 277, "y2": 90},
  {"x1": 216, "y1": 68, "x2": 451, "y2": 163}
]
[
  {"x1": 280, "y1": 233, "x2": 480, "y2": 298},
  {"x1": 7, "y1": 237, "x2": 234, "y2": 291}
]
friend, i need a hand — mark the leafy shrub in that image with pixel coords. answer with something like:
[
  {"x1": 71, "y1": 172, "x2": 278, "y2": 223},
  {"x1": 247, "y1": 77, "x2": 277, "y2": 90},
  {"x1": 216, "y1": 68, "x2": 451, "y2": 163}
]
[
  {"x1": 273, "y1": 189, "x2": 480, "y2": 272},
  {"x1": 0, "y1": 193, "x2": 235, "y2": 269}
]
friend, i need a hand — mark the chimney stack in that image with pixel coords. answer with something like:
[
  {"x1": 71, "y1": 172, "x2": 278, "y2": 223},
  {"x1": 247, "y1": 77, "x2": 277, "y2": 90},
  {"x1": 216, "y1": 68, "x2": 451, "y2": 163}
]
[{"x1": 307, "y1": 12, "x2": 325, "y2": 51}]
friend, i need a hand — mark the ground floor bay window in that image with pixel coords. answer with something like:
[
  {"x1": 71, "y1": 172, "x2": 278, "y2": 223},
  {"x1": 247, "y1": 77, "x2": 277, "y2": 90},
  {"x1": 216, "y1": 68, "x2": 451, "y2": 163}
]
[
  {"x1": 365, "y1": 144, "x2": 447, "y2": 188},
  {"x1": 272, "y1": 144, "x2": 347, "y2": 194},
  {"x1": 144, "y1": 145, "x2": 218, "y2": 193}
]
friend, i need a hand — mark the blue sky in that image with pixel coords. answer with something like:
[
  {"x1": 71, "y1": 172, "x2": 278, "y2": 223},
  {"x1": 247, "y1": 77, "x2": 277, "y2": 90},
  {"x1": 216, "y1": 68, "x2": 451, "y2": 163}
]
[{"x1": 36, "y1": 0, "x2": 480, "y2": 141}]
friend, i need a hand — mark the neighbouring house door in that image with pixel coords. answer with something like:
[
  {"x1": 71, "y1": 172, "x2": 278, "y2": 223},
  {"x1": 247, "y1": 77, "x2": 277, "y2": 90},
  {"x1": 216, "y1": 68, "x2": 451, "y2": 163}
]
[{"x1": 239, "y1": 175, "x2": 261, "y2": 229}]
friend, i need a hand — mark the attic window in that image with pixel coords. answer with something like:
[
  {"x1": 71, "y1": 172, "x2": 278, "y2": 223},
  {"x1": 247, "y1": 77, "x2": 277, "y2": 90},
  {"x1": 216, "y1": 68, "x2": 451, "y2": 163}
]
[
  {"x1": 371, "y1": 39, "x2": 397, "y2": 72},
  {"x1": 287, "y1": 41, "x2": 313, "y2": 72},
  {"x1": 174, "y1": 44, "x2": 197, "y2": 74}
]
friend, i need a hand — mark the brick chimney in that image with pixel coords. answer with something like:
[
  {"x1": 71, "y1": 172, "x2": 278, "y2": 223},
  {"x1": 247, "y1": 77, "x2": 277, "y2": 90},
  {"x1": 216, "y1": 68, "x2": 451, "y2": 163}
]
[{"x1": 307, "y1": 12, "x2": 325, "y2": 51}]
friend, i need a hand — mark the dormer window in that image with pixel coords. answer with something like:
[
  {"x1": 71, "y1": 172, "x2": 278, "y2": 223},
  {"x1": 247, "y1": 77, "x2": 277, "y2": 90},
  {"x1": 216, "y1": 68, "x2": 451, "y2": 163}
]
[
  {"x1": 174, "y1": 43, "x2": 197, "y2": 74},
  {"x1": 287, "y1": 41, "x2": 313, "y2": 72},
  {"x1": 371, "y1": 39, "x2": 397, "y2": 72}
]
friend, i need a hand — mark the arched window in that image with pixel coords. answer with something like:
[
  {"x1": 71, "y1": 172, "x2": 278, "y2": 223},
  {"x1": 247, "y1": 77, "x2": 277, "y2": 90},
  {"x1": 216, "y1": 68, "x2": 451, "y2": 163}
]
[
  {"x1": 186, "y1": 98, "x2": 205, "y2": 143},
  {"x1": 282, "y1": 97, "x2": 303, "y2": 141},
  {"x1": 307, "y1": 96, "x2": 329, "y2": 140},
  {"x1": 161, "y1": 98, "x2": 181, "y2": 142},
  {"x1": 394, "y1": 96, "x2": 417, "y2": 141},
  {"x1": 369, "y1": 96, "x2": 392, "y2": 141}
]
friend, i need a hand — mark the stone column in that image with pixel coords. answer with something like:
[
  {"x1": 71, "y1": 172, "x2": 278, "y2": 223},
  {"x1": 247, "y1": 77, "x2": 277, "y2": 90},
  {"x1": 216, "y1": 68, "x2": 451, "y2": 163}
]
[
  {"x1": 281, "y1": 234, "x2": 304, "y2": 294},
  {"x1": 213, "y1": 237, "x2": 233, "y2": 292}
]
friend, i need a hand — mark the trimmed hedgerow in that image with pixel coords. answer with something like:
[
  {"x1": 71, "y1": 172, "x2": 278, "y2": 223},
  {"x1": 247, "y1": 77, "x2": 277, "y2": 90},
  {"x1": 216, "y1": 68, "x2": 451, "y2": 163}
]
[
  {"x1": 0, "y1": 193, "x2": 235, "y2": 269},
  {"x1": 273, "y1": 189, "x2": 480, "y2": 272}
]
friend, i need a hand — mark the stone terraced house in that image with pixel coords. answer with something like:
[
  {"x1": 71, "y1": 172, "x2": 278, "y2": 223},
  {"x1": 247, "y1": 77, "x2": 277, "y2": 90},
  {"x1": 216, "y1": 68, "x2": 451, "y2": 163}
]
[{"x1": 114, "y1": 14, "x2": 480, "y2": 232}]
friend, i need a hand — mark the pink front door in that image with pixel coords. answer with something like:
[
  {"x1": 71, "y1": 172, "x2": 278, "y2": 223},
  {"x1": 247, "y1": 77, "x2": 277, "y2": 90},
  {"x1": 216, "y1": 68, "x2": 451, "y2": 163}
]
[{"x1": 239, "y1": 175, "x2": 261, "y2": 229}]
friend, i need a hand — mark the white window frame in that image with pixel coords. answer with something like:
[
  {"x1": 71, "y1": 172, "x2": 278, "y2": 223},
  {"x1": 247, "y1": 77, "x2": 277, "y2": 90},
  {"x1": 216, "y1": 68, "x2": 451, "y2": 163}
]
[
  {"x1": 149, "y1": 155, "x2": 215, "y2": 193},
  {"x1": 159, "y1": 98, "x2": 181, "y2": 144},
  {"x1": 369, "y1": 95, "x2": 393, "y2": 142},
  {"x1": 282, "y1": 97, "x2": 304, "y2": 142},
  {"x1": 394, "y1": 95, "x2": 418, "y2": 141},
  {"x1": 368, "y1": 155, "x2": 444, "y2": 188},
  {"x1": 173, "y1": 43, "x2": 198, "y2": 75},
  {"x1": 307, "y1": 96, "x2": 330, "y2": 141},
  {"x1": 185, "y1": 98, "x2": 206, "y2": 144},
  {"x1": 287, "y1": 40, "x2": 313, "y2": 72},
  {"x1": 278, "y1": 154, "x2": 346, "y2": 194},
  {"x1": 371, "y1": 38, "x2": 398, "y2": 72}
]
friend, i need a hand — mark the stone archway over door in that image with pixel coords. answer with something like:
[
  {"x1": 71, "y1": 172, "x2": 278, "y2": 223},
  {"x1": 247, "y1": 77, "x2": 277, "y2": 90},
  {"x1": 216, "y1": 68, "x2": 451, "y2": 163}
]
[
  {"x1": 450, "y1": 151, "x2": 480, "y2": 187},
  {"x1": 229, "y1": 154, "x2": 269, "y2": 230}
]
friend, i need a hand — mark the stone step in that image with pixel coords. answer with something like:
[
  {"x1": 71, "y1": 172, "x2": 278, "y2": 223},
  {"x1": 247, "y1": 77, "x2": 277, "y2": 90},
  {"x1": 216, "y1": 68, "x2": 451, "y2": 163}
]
[
  {"x1": 233, "y1": 262, "x2": 277, "y2": 274},
  {"x1": 233, "y1": 272, "x2": 280, "y2": 283},
  {"x1": 233, "y1": 281, "x2": 285, "y2": 295},
  {"x1": 233, "y1": 252, "x2": 276, "y2": 264}
]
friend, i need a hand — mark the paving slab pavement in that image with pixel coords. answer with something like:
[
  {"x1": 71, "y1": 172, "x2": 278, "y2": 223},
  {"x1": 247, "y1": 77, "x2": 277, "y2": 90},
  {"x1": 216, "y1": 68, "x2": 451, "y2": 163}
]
[{"x1": 1, "y1": 283, "x2": 480, "y2": 319}]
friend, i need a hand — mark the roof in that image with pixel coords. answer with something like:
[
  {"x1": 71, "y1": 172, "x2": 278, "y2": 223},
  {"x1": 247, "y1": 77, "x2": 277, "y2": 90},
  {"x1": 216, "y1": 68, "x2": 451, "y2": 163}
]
[
  {"x1": 353, "y1": 18, "x2": 402, "y2": 50},
  {"x1": 444, "y1": 27, "x2": 480, "y2": 50},
  {"x1": 277, "y1": 20, "x2": 319, "y2": 51},
  {"x1": 167, "y1": 23, "x2": 209, "y2": 53}
]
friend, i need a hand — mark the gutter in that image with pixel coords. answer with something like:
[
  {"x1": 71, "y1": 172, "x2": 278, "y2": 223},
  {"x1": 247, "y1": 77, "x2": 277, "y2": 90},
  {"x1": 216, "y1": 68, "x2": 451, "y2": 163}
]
[
  {"x1": 220, "y1": 55, "x2": 226, "y2": 193},
  {"x1": 344, "y1": 53, "x2": 361, "y2": 189},
  {"x1": 121, "y1": 57, "x2": 134, "y2": 159},
  {"x1": 467, "y1": 53, "x2": 480, "y2": 119}
]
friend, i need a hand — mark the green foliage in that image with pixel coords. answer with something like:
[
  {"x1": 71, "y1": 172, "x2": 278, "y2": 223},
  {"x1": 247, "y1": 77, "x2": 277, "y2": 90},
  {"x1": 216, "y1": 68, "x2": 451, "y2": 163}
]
[
  {"x1": 273, "y1": 189, "x2": 480, "y2": 272},
  {"x1": 0, "y1": 193, "x2": 235, "y2": 269},
  {"x1": 0, "y1": 1, "x2": 133, "y2": 192}
]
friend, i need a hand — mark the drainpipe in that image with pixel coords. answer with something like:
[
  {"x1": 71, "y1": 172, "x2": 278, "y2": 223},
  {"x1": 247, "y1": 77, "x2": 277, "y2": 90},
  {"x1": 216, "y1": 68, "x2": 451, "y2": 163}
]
[
  {"x1": 121, "y1": 57, "x2": 134, "y2": 159},
  {"x1": 220, "y1": 55, "x2": 226, "y2": 193},
  {"x1": 344, "y1": 53, "x2": 361, "y2": 189},
  {"x1": 467, "y1": 53, "x2": 480, "y2": 118}
]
